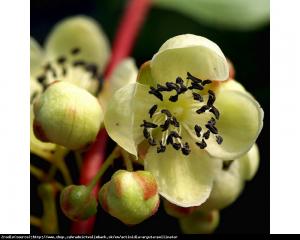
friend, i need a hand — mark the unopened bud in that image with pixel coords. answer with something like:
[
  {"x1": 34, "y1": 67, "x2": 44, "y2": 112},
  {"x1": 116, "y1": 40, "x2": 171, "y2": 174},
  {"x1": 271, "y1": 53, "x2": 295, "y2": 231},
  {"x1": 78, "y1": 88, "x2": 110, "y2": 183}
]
[
  {"x1": 60, "y1": 185, "x2": 97, "y2": 221},
  {"x1": 98, "y1": 170, "x2": 159, "y2": 225},
  {"x1": 33, "y1": 81, "x2": 103, "y2": 150}
]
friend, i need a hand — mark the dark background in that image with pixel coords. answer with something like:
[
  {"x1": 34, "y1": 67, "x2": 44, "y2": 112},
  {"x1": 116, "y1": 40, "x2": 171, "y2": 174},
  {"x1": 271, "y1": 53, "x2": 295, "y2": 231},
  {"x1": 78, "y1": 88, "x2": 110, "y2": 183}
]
[{"x1": 30, "y1": 0, "x2": 270, "y2": 235}]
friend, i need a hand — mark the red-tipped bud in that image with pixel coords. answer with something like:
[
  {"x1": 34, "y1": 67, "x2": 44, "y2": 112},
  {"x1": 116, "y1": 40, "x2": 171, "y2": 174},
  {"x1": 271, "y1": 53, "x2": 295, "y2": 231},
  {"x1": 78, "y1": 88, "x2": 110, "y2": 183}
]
[{"x1": 60, "y1": 185, "x2": 97, "y2": 221}]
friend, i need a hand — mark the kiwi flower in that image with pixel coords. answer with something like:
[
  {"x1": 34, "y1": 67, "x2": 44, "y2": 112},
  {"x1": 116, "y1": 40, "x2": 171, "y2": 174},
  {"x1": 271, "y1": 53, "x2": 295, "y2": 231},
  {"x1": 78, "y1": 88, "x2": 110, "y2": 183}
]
[
  {"x1": 104, "y1": 34, "x2": 264, "y2": 207},
  {"x1": 30, "y1": 16, "x2": 110, "y2": 157}
]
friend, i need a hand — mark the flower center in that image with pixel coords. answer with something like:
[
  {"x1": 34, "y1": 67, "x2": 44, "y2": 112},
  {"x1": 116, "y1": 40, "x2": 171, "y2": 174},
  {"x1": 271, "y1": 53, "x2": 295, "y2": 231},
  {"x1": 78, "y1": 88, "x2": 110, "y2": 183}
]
[
  {"x1": 34, "y1": 47, "x2": 101, "y2": 94},
  {"x1": 140, "y1": 72, "x2": 223, "y2": 156}
]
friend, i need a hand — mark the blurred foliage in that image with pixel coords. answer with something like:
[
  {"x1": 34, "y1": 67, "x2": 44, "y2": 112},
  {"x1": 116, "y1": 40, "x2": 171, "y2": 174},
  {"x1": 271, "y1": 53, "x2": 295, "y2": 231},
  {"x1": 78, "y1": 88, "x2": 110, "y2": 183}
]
[{"x1": 153, "y1": 0, "x2": 270, "y2": 31}]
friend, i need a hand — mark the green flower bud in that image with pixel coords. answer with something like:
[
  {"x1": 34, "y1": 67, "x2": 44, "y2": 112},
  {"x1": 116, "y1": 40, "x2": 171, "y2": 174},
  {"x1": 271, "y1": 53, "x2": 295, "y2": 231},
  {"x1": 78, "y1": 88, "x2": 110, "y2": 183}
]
[
  {"x1": 98, "y1": 170, "x2": 160, "y2": 225},
  {"x1": 60, "y1": 185, "x2": 98, "y2": 221},
  {"x1": 163, "y1": 199, "x2": 198, "y2": 218},
  {"x1": 33, "y1": 81, "x2": 103, "y2": 150},
  {"x1": 179, "y1": 210, "x2": 220, "y2": 234}
]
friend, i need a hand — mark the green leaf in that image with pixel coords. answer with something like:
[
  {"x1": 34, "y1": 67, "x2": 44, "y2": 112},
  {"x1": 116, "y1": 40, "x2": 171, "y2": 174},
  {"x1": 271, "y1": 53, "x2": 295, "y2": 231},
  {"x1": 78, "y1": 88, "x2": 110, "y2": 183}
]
[{"x1": 153, "y1": 0, "x2": 270, "y2": 30}]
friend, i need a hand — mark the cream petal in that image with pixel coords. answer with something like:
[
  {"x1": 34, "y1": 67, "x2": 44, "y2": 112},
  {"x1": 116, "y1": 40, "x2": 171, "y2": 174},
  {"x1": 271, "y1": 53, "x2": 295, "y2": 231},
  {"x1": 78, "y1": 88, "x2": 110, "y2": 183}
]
[
  {"x1": 205, "y1": 90, "x2": 264, "y2": 160},
  {"x1": 151, "y1": 34, "x2": 228, "y2": 84},
  {"x1": 30, "y1": 37, "x2": 45, "y2": 76},
  {"x1": 199, "y1": 160, "x2": 244, "y2": 212},
  {"x1": 45, "y1": 16, "x2": 110, "y2": 73},
  {"x1": 239, "y1": 143, "x2": 260, "y2": 181},
  {"x1": 99, "y1": 58, "x2": 138, "y2": 111},
  {"x1": 104, "y1": 83, "x2": 158, "y2": 157},
  {"x1": 136, "y1": 61, "x2": 157, "y2": 87},
  {"x1": 144, "y1": 143, "x2": 221, "y2": 207}
]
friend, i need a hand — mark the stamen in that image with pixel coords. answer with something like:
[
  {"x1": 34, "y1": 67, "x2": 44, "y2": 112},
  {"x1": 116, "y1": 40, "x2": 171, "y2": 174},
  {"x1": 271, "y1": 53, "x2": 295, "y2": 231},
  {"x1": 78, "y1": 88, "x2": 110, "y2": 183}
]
[
  {"x1": 161, "y1": 109, "x2": 172, "y2": 118},
  {"x1": 187, "y1": 72, "x2": 202, "y2": 84},
  {"x1": 157, "y1": 84, "x2": 169, "y2": 92},
  {"x1": 176, "y1": 77, "x2": 184, "y2": 85},
  {"x1": 62, "y1": 67, "x2": 67, "y2": 76},
  {"x1": 149, "y1": 105, "x2": 158, "y2": 118},
  {"x1": 57, "y1": 56, "x2": 66, "y2": 64},
  {"x1": 148, "y1": 138, "x2": 157, "y2": 146},
  {"x1": 140, "y1": 120, "x2": 158, "y2": 128},
  {"x1": 170, "y1": 117, "x2": 180, "y2": 128},
  {"x1": 172, "y1": 143, "x2": 181, "y2": 150},
  {"x1": 196, "y1": 139, "x2": 207, "y2": 149},
  {"x1": 157, "y1": 141, "x2": 166, "y2": 153},
  {"x1": 207, "y1": 90, "x2": 216, "y2": 107},
  {"x1": 166, "y1": 134, "x2": 173, "y2": 145},
  {"x1": 160, "y1": 119, "x2": 171, "y2": 131},
  {"x1": 209, "y1": 106, "x2": 220, "y2": 120},
  {"x1": 208, "y1": 117, "x2": 216, "y2": 126},
  {"x1": 85, "y1": 64, "x2": 98, "y2": 78},
  {"x1": 149, "y1": 87, "x2": 163, "y2": 101},
  {"x1": 196, "y1": 105, "x2": 210, "y2": 114},
  {"x1": 169, "y1": 95, "x2": 178, "y2": 102},
  {"x1": 169, "y1": 131, "x2": 182, "y2": 139},
  {"x1": 192, "y1": 92, "x2": 203, "y2": 102},
  {"x1": 202, "y1": 80, "x2": 212, "y2": 86},
  {"x1": 71, "y1": 47, "x2": 81, "y2": 55},
  {"x1": 166, "y1": 82, "x2": 180, "y2": 91},
  {"x1": 216, "y1": 135, "x2": 223, "y2": 145},
  {"x1": 205, "y1": 123, "x2": 218, "y2": 134},
  {"x1": 194, "y1": 125, "x2": 202, "y2": 137},
  {"x1": 203, "y1": 130, "x2": 210, "y2": 139},
  {"x1": 188, "y1": 82, "x2": 204, "y2": 91},
  {"x1": 143, "y1": 128, "x2": 150, "y2": 139},
  {"x1": 181, "y1": 142, "x2": 191, "y2": 155},
  {"x1": 73, "y1": 60, "x2": 86, "y2": 67},
  {"x1": 37, "y1": 75, "x2": 46, "y2": 84}
]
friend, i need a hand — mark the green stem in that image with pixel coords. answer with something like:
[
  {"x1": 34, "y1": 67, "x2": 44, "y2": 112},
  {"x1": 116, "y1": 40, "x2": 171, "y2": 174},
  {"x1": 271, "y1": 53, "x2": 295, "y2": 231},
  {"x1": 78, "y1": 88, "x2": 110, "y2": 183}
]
[
  {"x1": 121, "y1": 148, "x2": 133, "y2": 171},
  {"x1": 87, "y1": 146, "x2": 120, "y2": 192}
]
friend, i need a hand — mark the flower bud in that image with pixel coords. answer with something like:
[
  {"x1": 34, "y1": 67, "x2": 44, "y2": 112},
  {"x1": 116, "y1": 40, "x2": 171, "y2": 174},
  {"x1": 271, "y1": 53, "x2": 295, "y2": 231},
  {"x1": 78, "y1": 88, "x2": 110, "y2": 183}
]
[
  {"x1": 98, "y1": 170, "x2": 160, "y2": 225},
  {"x1": 163, "y1": 199, "x2": 198, "y2": 218},
  {"x1": 179, "y1": 210, "x2": 220, "y2": 234},
  {"x1": 33, "y1": 81, "x2": 103, "y2": 150},
  {"x1": 60, "y1": 185, "x2": 98, "y2": 221}
]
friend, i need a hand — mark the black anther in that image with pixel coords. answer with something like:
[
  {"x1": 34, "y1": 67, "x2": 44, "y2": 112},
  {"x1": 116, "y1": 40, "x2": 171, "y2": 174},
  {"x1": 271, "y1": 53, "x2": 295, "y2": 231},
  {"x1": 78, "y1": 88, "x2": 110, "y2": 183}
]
[
  {"x1": 62, "y1": 67, "x2": 67, "y2": 76},
  {"x1": 149, "y1": 87, "x2": 163, "y2": 101},
  {"x1": 172, "y1": 143, "x2": 181, "y2": 150},
  {"x1": 169, "y1": 95, "x2": 178, "y2": 102},
  {"x1": 169, "y1": 131, "x2": 182, "y2": 139},
  {"x1": 161, "y1": 109, "x2": 172, "y2": 118},
  {"x1": 203, "y1": 130, "x2": 210, "y2": 139},
  {"x1": 143, "y1": 128, "x2": 150, "y2": 139},
  {"x1": 188, "y1": 82, "x2": 204, "y2": 91},
  {"x1": 160, "y1": 119, "x2": 171, "y2": 131},
  {"x1": 209, "y1": 106, "x2": 220, "y2": 120},
  {"x1": 208, "y1": 117, "x2": 216, "y2": 126},
  {"x1": 194, "y1": 125, "x2": 202, "y2": 137},
  {"x1": 71, "y1": 47, "x2": 81, "y2": 55},
  {"x1": 216, "y1": 135, "x2": 223, "y2": 145},
  {"x1": 57, "y1": 56, "x2": 66, "y2": 64},
  {"x1": 176, "y1": 77, "x2": 184, "y2": 85},
  {"x1": 166, "y1": 135, "x2": 173, "y2": 145},
  {"x1": 166, "y1": 82, "x2": 180, "y2": 91},
  {"x1": 205, "y1": 123, "x2": 218, "y2": 134},
  {"x1": 140, "y1": 120, "x2": 158, "y2": 129},
  {"x1": 202, "y1": 80, "x2": 212, "y2": 86},
  {"x1": 196, "y1": 105, "x2": 210, "y2": 114},
  {"x1": 192, "y1": 92, "x2": 203, "y2": 102},
  {"x1": 37, "y1": 75, "x2": 46, "y2": 83},
  {"x1": 196, "y1": 139, "x2": 207, "y2": 149},
  {"x1": 157, "y1": 142, "x2": 166, "y2": 153},
  {"x1": 85, "y1": 64, "x2": 98, "y2": 78},
  {"x1": 170, "y1": 117, "x2": 180, "y2": 128},
  {"x1": 157, "y1": 84, "x2": 169, "y2": 92},
  {"x1": 181, "y1": 142, "x2": 191, "y2": 155},
  {"x1": 149, "y1": 105, "x2": 158, "y2": 118},
  {"x1": 187, "y1": 72, "x2": 202, "y2": 84}
]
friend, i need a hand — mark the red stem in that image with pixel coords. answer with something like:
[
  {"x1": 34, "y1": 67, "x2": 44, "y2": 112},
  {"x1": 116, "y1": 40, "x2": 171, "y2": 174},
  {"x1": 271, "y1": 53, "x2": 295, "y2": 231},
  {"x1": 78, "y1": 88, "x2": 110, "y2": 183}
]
[{"x1": 70, "y1": 0, "x2": 151, "y2": 234}]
